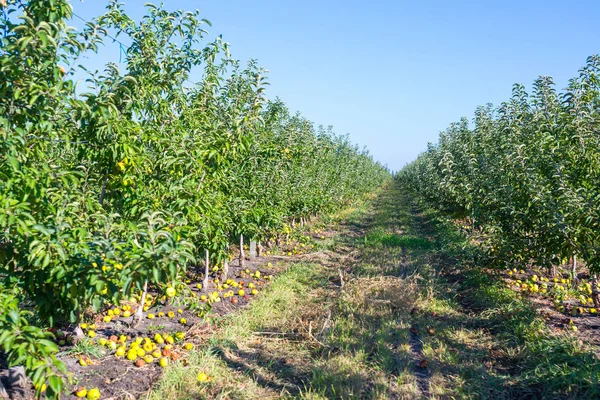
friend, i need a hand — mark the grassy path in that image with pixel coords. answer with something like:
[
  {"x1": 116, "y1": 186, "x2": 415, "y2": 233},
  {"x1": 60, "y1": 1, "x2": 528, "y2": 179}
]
[{"x1": 148, "y1": 182, "x2": 600, "y2": 399}]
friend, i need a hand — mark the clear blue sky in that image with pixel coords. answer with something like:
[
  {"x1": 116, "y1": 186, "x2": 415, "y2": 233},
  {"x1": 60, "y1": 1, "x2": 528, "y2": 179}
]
[{"x1": 68, "y1": 0, "x2": 600, "y2": 171}]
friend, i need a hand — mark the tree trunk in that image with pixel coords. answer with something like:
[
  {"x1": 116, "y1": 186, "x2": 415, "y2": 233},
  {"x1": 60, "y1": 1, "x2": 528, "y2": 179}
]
[
  {"x1": 73, "y1": 324, "x2": 85, "y2": 340},
  {"x1": 249, "y1": 240, "x2": 257, "y2": 259},
  {"x1": 203, "y1": 249, "x2": 210, "y2": 292},
  {"x1": 72, "y1": 309, "x2": 85, "y2": 339},
  {"x1": 73, "y1": 325, "x2": 85, "y2": 338},
  {"x1": 0, "y1": 378, "x2": 7, "y2": 398},
  {"x1": 134, "y1": 280, "x2": 148, "y2": 328},
  {"x1": 98, "y1": 173, "x2": 109, "y2": 206},
  {"x1": 257, "y1": 241, "x2": 263, "y2": 257},
  {"x1": 572, "y1": 255, "x2": 578, "y2": 283},
  {"x1": 223, "y1": 259, "x2": 229, "y2": 280},
  {"x1": 6, "y1": 366, "x2": 26, "y2": 395},
  {"x1": 222, "y1": 243, "x2": 230, "y2": 279},
  {"x1": 592, "y1": 274, "x2": 600, "y2": 309},
  {"x1": 239, "y1": 234, "x2": 245, "y2": 269}
]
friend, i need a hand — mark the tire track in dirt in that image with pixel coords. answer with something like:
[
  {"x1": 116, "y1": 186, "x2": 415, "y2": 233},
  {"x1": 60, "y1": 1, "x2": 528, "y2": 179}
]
[
  {"x1": 408, "y1": 322, "x2": 431, "y2": 398},
  {"x1": 367, "y1": 187, "x2": 434, "y2": 398}
]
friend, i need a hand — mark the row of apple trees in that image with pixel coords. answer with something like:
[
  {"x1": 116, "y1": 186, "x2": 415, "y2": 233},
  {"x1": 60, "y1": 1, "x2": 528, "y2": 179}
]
[
  {"x1": 0, "y1": 0, "x2": 389, "y2": 395},
  {"x1": 398, "y1": 55, "x2": 600, "y2": 307}
]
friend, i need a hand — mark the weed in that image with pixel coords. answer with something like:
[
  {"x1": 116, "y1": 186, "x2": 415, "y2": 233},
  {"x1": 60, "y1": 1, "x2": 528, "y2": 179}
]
[{"x1": 58, "y1": 338, "x2": 105, "y2": 359}]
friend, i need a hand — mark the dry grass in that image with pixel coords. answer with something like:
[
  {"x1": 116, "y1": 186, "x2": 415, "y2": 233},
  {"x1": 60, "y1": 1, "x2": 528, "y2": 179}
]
[{"x1": 342, "y1": 276, "x2": 419, "y2": 313}]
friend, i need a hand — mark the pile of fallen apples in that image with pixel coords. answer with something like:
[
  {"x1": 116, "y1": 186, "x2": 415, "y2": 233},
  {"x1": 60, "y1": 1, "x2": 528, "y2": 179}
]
[{"x1": 56, "y1": 267, "x2": 276, "y2": 398}]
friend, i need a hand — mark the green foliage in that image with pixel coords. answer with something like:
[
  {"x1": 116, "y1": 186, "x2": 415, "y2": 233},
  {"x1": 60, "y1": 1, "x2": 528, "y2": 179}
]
[
  {"x1": 399, "y1": 56, "x2": 600, "y2": 272},
  {"x1": 0, "y1": 286, "x2": 66, "y2": 397},
  {"x1": 0, "y1": 0, "x2": 389, "y2": 394}
]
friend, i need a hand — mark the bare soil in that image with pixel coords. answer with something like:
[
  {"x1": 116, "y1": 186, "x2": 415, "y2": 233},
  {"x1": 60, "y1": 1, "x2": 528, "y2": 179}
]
[{"x1": 0, "y1": 239, "x2": 313, "y2": 400}]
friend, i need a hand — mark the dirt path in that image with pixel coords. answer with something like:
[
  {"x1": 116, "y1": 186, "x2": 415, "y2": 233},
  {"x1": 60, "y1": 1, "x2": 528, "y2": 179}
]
[
  {"x1": 143, "y1": 184, "x2": 424, "y2": 399},
  {"x1": 146, "y1": 182, "x2": 600, "y2": 399}
]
